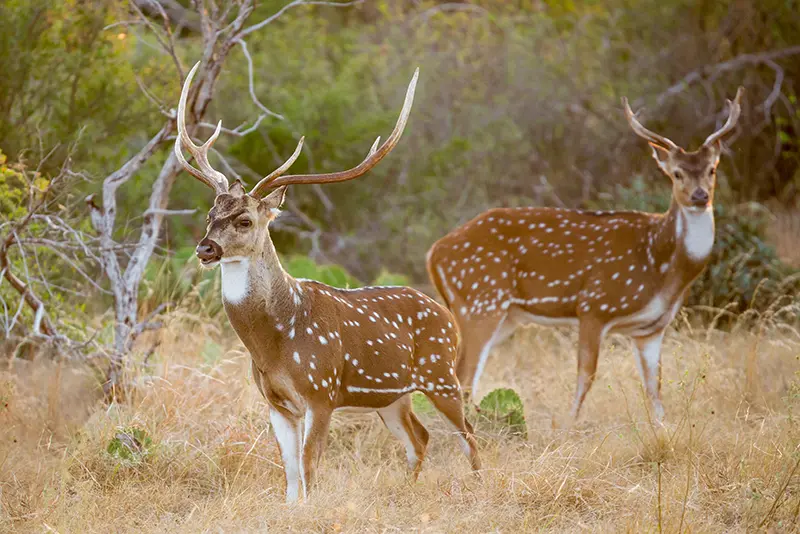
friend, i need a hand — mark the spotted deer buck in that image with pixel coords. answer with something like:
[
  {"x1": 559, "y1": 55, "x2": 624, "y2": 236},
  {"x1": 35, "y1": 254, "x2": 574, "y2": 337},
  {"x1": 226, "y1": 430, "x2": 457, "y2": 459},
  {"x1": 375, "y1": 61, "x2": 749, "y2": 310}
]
[
  {"x1": 426, "y1": 87, "x2": 744, "y2": 422},
  {"x1": 173, "y1": 62, "x2": 480, "y2": 502}
]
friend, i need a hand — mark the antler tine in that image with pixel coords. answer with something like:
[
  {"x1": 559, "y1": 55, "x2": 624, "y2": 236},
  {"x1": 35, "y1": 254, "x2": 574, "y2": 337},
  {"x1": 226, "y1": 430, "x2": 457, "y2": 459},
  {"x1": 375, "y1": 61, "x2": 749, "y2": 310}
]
[
  {"x1": 252, "y1": 68, "x2": 419, "y2": 195},
  {"x1": 368, "y1": 136, "x2": 381, "y2": 157},
  {"x1": 703, "y1": 86, "x2": 745, "y2": 147},
  {"x1": 249, "y1": 137, "x2": 305, "y2": 197},
  {"x1": 622, "y1": 97, "x2": 679, "y2": 151},
  {"x1": 174, "y1": 61, "x2": 229, "y2": 194}
]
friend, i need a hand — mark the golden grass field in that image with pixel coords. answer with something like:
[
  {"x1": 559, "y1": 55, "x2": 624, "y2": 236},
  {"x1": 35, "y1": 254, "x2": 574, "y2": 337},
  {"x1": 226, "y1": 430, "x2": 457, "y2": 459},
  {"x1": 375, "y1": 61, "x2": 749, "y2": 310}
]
[{"x1": 2, "y1": 312, "x2": 799, "y2": 533}]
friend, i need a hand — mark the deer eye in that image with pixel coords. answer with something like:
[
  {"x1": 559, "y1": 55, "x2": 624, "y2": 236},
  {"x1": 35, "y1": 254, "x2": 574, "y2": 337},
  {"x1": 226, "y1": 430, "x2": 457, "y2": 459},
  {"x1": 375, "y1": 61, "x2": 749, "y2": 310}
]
[
  {"x1": 236, "y1": 219, "x2": 252, "y2": 229},
  {"x1": 709, "y1": 167, "x2": 716, "y2": 176},
  {"x1": 673, "y1": 170, "x2": 683, "y2": 180}
]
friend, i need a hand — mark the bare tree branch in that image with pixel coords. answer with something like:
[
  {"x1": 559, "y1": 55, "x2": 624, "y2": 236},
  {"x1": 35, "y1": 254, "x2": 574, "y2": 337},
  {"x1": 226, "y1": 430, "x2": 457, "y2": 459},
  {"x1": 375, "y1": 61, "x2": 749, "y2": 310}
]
[
  {"x1": 85, "y1": 0, "x2": 366, "y2": 395},
  {"x1": 130, "y1": 0, "x2": 202, "y2": 33},
  {"x1": 238, "y1": 0, "x2": 363, "y2": 39},
  {"x1": 637, "y1": 46, "x2": 800, "y2": 112}
]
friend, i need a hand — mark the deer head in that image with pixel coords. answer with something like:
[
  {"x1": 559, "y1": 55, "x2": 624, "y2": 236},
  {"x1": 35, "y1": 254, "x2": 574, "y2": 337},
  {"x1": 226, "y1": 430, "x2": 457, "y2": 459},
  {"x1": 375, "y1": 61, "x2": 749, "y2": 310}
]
[
  {"x1": 622, "y1": 88, "x2": 744, "y2": 212},
  {"x1": 173, "y1": 62, "x2": 418, "y2": 267}
]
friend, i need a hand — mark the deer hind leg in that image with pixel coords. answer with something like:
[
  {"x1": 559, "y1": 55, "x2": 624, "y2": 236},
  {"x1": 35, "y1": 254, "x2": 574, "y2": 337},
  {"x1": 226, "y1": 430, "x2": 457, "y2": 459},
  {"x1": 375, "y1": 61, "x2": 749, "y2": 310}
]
[
  {"x1": 633, "y1": 330, "x2": 666, "y2": 422},
  {"x1": 570, "y1": 318, "x2": 604, "y2": 421},
  {"x1": 300, "y1": 405, "x2": 333, "y2": 499},
  {"x1": 377, "y1": 395, "x2": 429, "y2": 480},
  {"x1": 270, "y1": 407, "x2": 302, "y2": 503},
  {"x1": 425, "y1": 392, "x2": 481, "y2": 471},
  {"x1": 456, "y1": 313, "x2": 511, "y2": 401}
]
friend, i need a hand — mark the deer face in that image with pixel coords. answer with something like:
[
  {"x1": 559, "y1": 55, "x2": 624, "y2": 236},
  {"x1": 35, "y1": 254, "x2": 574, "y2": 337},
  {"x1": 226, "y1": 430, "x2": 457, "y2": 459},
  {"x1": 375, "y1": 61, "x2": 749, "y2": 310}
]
[
  {"x1": 650, "y1": 144, "x2": 720, "y2": 211},
  {"x1": 622, "y1": 87, "x2": 743, "y2": 213},
  {"x1": 196, "y1": 185, "x2": 286, "y2": 267}
]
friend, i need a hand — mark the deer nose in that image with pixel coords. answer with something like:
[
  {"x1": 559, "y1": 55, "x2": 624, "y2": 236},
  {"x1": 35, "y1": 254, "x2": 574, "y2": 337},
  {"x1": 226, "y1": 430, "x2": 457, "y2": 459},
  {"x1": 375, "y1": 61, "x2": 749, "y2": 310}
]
[
  {"x1": 690, "y1": 188, "x2": 709, "y2": 207},
  {"x1": 196, "y1": 238, "x2": 222, "y2": 263}
]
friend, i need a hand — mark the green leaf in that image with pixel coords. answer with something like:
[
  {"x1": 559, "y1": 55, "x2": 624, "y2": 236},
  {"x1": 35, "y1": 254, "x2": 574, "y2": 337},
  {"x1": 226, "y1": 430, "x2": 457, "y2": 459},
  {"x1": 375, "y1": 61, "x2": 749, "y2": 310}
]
[
  {"x1": 478, "y1": 388, "x2": 527, "y2": 439},
  {"x1": 106, "y1": 427, "x2": 153, "y2": 463}
]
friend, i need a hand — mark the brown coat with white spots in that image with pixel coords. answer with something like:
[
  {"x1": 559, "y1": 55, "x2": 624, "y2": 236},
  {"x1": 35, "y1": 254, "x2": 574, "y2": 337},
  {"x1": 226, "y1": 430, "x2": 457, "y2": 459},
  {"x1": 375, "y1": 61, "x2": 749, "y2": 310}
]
[
  {"x1": 172, "y1": 61, "x2": 479, "y2": 503},
  {"x1": 427, "y1": 88, "x2": 744, "y2": 422}
]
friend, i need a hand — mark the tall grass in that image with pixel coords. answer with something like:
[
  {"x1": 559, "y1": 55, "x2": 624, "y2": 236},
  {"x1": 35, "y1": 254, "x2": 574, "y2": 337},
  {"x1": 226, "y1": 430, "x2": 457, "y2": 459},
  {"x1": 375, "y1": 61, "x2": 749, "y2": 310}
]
[{"x1": 2, "y1": 306, "x2": 799, "y2": 532}]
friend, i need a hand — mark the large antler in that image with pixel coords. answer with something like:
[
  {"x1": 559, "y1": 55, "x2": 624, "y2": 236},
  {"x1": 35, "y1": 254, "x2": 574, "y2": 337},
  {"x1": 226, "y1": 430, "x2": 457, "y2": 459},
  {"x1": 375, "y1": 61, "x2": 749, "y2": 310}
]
[
  {"x1": 174, "y1": 62, "x2": 229, "y2": 195},
  {"x1": 703, "y1": 87, "x2": 744, "y2": 147},
  {"x1": 621, "y1": 97, "x2": 679, "y2": 151},
  {"x1": 250, "y1": 68, "x2": 419, "y2": 198}
]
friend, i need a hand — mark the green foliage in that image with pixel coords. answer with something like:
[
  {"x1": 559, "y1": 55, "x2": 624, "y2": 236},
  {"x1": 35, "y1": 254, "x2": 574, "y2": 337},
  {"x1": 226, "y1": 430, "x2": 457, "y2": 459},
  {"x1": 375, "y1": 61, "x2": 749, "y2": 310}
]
[
  {"x1": 106, "y1": 427, "x2": 153, "y2": 464},
  {"x1": 0, "y1": 150, "x2": 27, "y2": 219},
  {"x1": 410, "y1": 392, "x2": 437, "y2": 417},
  {"x1": 477, "y1": 388, "x2": 527, "y2": 439},
  {"x1": 282, "y1": 255, "x2": 361, "y2": 288},
  {"x1": 371, "y1": 269, "x2": 411, "y2": 287},
  {"x1": 4, "y1": 0, "x2": 800, "y2": 328},
  {"x1": 140, "y1": 245, "x2": 223, "y2": 319}
]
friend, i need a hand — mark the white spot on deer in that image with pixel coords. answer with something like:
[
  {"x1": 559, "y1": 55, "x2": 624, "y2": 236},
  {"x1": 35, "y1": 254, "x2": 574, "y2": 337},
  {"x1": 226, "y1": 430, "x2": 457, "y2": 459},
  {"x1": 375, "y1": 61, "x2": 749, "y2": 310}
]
[
  {"x1": 681, "y1": 207, "x2": 714, "y2": 260},
  {"x1": 220, "y1": 258, "x2": 250, "y2": 304},
  {"x1": 293, "y1": 352, "x2": 301, "y2": 364}
]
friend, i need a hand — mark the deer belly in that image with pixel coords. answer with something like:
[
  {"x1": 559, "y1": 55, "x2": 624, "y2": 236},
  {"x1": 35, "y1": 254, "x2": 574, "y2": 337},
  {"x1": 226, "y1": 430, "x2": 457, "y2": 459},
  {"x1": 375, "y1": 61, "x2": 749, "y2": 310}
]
[
  {"x1": 608, "y1": 292, "x2": 684, "y2": 337},
  {"x1": 508, "y1": 306, "x2": 580, "y2": 327}
]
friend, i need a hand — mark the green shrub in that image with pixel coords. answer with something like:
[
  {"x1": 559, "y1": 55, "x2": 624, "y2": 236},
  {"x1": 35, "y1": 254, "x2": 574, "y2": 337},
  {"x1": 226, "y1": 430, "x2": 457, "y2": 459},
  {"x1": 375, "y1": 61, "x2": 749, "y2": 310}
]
[
  {"x1": 282, "y1": 255, "x2": 361, "y2": 288},
  {"x1": 106, "y1": 427, "x2": 153, "y2": 464},
  {"x1": 477, "y1": 388, "x2": 527, "y2": 439},
  {"x1": 371, "y1": 269, "x2": 411, "y2": 287}
]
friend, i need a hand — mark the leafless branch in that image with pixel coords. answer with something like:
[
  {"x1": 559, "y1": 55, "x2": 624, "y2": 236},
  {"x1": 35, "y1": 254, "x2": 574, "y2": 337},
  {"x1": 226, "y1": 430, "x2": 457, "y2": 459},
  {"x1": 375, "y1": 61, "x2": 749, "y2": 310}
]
[
  {"x1": 638, "y1": 46, "x2": 800, "y2": 112},
  {"x1": 141, "y1": 208, "x2": 197, "y2": 217},
  {"x1": 235, "y1": 38, "x2": 285, "y2": 120},
  {"x1": 130, "y1": 0, "x2": 202, "y2": 33},
  {"x1": 86, "y1": 0, "x2": 365, "y2": 395},
  {"x1": 238, "y1": 0, "x2": 364, "y2": 39}
]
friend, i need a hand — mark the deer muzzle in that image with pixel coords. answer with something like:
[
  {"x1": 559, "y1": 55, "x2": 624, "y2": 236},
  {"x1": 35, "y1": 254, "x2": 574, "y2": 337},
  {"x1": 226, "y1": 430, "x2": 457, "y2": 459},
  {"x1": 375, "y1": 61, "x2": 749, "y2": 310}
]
[
  {"x1": 196, "y1": 238, "x2": 223, "y2": 264},
  {"x1": 690, "y1": 188, "x2": 710, "y2": 208}
]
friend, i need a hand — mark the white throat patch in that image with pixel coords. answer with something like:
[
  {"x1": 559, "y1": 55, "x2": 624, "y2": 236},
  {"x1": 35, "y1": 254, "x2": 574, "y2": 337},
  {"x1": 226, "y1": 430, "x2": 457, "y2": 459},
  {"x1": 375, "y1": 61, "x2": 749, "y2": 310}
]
[
  {"x1": 679, "y1": 207, "x2": 714, "y2": 260},
  {"x1": 220, "y1": 257, "x2": 250, "y2": 304}
]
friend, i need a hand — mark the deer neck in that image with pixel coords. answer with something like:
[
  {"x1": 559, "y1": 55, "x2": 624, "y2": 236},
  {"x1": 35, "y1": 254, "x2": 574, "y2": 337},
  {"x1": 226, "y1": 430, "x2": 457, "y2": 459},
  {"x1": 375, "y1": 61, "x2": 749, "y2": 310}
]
[
  {"x1": 651, "y1": 198, "x2": 714, "y2": 285},
  {"x1": 220, "y1": 235, "x2": 296, "y2": 321}
]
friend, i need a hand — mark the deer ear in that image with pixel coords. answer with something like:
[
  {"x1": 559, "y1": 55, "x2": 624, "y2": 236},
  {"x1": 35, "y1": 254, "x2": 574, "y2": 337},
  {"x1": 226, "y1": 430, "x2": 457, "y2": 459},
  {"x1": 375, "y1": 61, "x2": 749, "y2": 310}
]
[
  {"x1": 707, "y1": 140, "x2": 722, "y2": 165},
  {"x1": 228, "y1": 180, "x2": 247, "y2": 196},
  {"x1": 260, "y1": 186, "x2": 287, "y2": 217},
  {"x1": 649, "y1": 143, "x2": 672, "y2": 175}
]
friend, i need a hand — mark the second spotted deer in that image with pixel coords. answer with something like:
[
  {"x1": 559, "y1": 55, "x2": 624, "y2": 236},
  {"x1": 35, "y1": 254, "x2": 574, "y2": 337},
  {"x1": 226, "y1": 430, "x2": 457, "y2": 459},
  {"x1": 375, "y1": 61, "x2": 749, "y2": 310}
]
[
  {"x1": 174, "y1": 62, "x2": 480, "y2": 502},
  {"x1": 427, "y1": 88, "x2": 744, "y2": 422}
]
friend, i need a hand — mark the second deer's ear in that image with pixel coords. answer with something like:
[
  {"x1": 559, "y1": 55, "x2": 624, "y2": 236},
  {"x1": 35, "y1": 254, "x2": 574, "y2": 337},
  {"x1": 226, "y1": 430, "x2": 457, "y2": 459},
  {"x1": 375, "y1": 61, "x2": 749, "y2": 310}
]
[
  {"x1": 260, "y1": 186, "x2": 287, "y2": 217},
  {"x1": 649, "y1": 143, "x2": 672, "y2": 175}
]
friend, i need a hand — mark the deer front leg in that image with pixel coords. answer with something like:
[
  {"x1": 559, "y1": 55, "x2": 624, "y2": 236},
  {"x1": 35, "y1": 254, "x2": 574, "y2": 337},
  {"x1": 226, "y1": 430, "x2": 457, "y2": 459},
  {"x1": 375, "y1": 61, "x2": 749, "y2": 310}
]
[
  {"x1": 570, "y1": 317, "x2": 604, "y2": 421},
  {"x1": 300, "y1": 405, "x2": 333, "y2": 498},
  {"x1": 270, "y1": 407, "x2": 302, "y2": 503},
  {"x1": 633, "y1": 330, "x2": 666, "y2": 422}
]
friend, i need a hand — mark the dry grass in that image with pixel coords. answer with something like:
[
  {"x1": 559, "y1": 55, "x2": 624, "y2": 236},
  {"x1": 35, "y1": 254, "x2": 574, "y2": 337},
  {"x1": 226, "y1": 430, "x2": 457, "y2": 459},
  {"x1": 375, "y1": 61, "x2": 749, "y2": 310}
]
[
  {"x1": 770, "y1": 208, "x2": 800, "y2": 268},
  {"x1": 2, "y1": 315, "x2": 800, "y2": 533}
]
